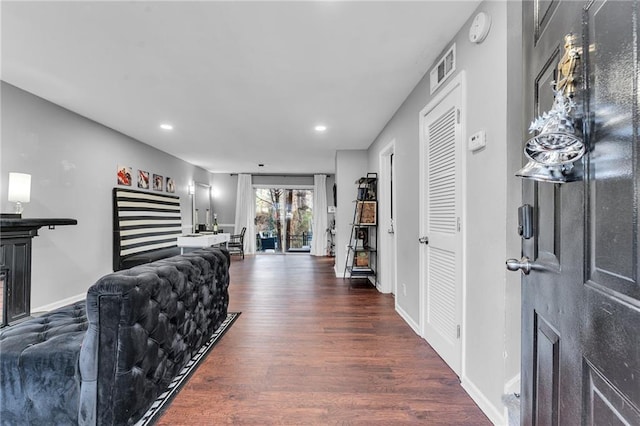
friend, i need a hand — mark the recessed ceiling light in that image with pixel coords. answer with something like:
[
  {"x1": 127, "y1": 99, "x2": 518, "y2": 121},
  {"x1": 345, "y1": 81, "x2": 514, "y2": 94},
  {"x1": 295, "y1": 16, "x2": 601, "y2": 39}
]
[
  {"x1": 314, "y1": 125, "x2": 327, "y2": 132},
  {"x1": 160, "y1": 123, "x2": 173, "y2": 130}
]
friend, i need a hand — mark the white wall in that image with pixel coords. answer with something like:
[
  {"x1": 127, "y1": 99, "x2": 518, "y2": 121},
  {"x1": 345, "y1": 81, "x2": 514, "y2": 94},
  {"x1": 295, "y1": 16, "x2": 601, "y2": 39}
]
[
  {"x1": 365, "y1": 1, "x2": 522, "y2": 422},
  {"x1": 334, "y1": 150, "x2": 368, "y2": 277},
  {"x1": 1, "y1": 82, "x2": 212, "y2": 309}
]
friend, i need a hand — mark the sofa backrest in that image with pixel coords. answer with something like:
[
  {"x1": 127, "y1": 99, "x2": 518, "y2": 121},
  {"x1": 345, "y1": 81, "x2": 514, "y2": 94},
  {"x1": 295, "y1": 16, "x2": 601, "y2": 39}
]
[
  {"x1": 112, "y1": 187, "x2": 183, "y2": 271},
  {"x1": 79, "y1": 248, "x2": 230, "y2": 425}
]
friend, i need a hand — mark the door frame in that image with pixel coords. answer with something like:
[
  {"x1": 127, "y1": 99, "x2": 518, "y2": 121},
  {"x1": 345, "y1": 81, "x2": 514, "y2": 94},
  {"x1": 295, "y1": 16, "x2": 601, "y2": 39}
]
[
  {"x1": 419, "y1": 71, "x2": 468, "y2": 376},
  {"x1": 378, "y1": 139, "x2": 397, "y2": 295}
]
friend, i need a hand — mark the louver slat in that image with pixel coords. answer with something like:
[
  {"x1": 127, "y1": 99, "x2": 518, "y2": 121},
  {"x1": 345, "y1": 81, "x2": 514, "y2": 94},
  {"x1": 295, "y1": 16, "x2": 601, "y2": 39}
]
[
  {"x1": 428, "y1": 107, "x2": 457, "y2": 234},
  {"x1": 428, "y1": 247, "x2": 457, "y2": 342},
  {"x1": 426, "y1": 106, "x2": 457, "y2": 343}
]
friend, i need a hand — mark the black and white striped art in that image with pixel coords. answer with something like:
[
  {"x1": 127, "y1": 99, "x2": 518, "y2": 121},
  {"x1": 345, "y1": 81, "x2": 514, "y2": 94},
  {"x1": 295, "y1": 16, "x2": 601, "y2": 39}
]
[{"x1": 113, "y1": 188, "x2": 182, "y2": 267}]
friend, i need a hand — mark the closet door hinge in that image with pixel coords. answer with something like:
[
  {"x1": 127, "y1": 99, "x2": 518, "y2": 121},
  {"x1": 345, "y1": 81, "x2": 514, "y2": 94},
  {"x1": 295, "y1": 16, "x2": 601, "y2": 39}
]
[
  {"x1": 457, "y1": 325, "x2": 461, "y2": 339},
  {"x1": 456, "y1": 109, "x2": 461, "y2": 124}
]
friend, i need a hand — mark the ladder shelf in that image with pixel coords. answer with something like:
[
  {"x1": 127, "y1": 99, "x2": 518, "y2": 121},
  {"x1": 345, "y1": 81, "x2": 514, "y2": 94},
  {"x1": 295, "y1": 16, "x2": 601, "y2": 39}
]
[{"x1": 343, "y1": 173, "x2": 377, "y2": 286}]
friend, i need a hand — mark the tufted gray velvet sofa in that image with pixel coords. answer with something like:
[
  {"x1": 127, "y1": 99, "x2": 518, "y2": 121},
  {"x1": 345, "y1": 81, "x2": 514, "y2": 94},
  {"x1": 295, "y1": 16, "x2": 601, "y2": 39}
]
[{"x1": 0, "y1": 247, "x2": 230, "y2": 425}]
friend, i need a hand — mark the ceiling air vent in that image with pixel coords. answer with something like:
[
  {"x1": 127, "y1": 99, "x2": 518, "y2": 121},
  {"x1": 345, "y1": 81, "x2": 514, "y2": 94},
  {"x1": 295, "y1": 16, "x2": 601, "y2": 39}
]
[{"x1": 429, "y1": 43, "x2": 456, "y2": 94}]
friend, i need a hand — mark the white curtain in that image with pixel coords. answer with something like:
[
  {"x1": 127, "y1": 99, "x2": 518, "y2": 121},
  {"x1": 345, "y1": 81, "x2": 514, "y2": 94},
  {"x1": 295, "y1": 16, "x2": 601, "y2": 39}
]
[
  {"x1": 234, "y1": 174, "x2": 256, "y2": 255},
  {"x1": 311, "y1": 174, "x2": 328, "y2": 256}
]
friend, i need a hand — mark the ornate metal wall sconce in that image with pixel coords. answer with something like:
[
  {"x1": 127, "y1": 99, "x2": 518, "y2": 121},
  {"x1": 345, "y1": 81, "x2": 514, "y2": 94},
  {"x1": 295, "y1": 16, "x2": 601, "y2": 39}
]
[{"x1": 516, "y1": 33, "x2": 585, "y2": 183}]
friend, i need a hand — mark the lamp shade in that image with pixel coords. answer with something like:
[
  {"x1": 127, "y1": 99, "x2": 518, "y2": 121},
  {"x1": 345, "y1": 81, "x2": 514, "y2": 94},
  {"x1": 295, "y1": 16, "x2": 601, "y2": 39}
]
[{"x1": 8, "y1": 173, "x2": 31, "y2": 203}]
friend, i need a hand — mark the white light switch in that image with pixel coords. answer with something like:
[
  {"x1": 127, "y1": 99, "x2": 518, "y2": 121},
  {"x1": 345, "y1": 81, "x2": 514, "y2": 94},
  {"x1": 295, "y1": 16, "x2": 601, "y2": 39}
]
[{"x1": 469, "y1": 130, "x2": 486, "y2": 152}]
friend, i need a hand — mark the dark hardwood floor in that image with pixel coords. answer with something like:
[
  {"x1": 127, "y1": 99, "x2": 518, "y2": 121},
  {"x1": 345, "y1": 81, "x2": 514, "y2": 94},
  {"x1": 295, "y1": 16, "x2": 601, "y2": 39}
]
[{"x1": 158, "y1": 254, "x2": 490, "y2": 425}]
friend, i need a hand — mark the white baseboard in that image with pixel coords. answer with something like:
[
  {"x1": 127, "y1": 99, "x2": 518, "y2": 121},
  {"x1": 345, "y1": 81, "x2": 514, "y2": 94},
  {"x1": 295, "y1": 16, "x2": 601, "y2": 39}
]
[
  {"x1": 504, "y1": 373, "x2": 520, "y2": 395},
  {"x1": 375, "y1": 279, "x2": 390, "y2": 293},
  {"x1": 461, "y1": 376, "x2": 505, "y2": 425},
  {"x1": 32, "y1": 292, "x2": 86, "y2": 314},
  {"x1": 395, "y1": 304, "x2": 421, "y2": 336}
]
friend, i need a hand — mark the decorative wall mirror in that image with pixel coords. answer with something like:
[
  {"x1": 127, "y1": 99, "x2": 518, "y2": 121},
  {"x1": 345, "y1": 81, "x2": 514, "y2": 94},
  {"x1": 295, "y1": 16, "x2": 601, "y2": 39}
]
[{"x1": 192, "y1": 182, "x2": 212, "y2": 232}]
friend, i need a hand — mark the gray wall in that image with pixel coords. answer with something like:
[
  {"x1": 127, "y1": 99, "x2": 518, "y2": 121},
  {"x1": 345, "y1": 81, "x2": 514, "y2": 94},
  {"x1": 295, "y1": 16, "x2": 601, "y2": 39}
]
[
  {"x1": 334, "y1": 150, "x2": 368, "y2": 276},
  {"x1": 1, "y1": 82, "x2": 212, "y2": 309},
  {"x1": 365, "y1": 1, "x2": 522, "y2": 421}
]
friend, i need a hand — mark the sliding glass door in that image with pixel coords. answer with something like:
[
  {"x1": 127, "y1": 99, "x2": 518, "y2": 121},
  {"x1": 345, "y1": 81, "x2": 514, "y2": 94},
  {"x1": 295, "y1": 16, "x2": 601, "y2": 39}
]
[{"x1": 255, "y1": 188, "x2": 313, "y2": 253}]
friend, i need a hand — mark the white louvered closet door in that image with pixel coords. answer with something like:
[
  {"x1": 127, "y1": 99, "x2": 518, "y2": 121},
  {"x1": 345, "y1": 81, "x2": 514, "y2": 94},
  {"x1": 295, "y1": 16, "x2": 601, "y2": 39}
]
[{"x1": 420, "y1": 80, "x2": 462, "y2": 376}]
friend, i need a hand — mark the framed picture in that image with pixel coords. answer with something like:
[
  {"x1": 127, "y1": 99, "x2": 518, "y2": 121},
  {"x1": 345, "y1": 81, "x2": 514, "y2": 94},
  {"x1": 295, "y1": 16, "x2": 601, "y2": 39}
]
[
  {"x1": 153, "y1": 174, "x2": 163, "y2": 191},
  {"x1": 166, "y1": 177, "x2": 175, "y2": 193},
  {"x1": 117, "y1": 165, "x2": 132, "y2": 186},
  {"x1": 355, "y1": 227, "x2": 368, "y2": 248},
  {"x1": 355, "y1": 201, "x2": 376, "y2": 225},
  {"x1": 138, "y1": 170, "x2": 150, "y2": 189}
]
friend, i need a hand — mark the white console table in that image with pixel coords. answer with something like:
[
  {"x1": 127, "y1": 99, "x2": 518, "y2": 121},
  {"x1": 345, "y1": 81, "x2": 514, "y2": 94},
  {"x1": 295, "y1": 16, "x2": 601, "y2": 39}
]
[{"x1": 177, "y1": 233, "x2": 230, "y2": 254}]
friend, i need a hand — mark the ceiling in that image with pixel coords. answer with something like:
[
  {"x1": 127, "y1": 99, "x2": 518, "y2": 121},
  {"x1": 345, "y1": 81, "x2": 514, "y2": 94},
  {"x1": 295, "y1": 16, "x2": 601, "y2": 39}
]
[{"x1": 2, "y1": 1, "x2": 480, "y2": 174}]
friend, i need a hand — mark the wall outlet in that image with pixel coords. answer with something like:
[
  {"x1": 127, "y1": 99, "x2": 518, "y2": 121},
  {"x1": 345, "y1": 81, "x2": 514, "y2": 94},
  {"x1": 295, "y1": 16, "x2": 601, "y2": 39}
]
[{"x1": 402, "y1": 283, "x2": 407, "y2": 296}]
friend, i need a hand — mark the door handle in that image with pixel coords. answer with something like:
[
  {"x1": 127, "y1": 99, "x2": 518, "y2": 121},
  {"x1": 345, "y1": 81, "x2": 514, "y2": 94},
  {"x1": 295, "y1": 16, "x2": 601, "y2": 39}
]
[
  {"x1": 506, "y1": 256, "x2": 532, "y2": 275},
  {"x1": 418, "y1": 236, "x2": 429, "y2": 244}
]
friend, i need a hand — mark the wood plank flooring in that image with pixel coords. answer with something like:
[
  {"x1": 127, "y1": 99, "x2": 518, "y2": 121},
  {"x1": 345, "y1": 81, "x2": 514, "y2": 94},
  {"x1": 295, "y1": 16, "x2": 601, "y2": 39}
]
[{"x1": 158, "y1": 254, "x2": 490, "y2": 425}]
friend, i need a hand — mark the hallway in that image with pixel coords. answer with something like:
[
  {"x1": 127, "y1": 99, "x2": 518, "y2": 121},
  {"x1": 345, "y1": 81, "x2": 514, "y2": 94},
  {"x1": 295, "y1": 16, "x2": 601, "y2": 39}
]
[{"x1": 158, "y1": 254, "x2": 490, "y2": 424}]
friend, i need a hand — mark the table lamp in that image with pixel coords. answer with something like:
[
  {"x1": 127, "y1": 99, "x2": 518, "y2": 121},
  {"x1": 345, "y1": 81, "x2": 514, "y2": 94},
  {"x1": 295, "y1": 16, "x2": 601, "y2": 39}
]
[{"x1": 8, "y1": 172, "x2": 31, "y2": 215}]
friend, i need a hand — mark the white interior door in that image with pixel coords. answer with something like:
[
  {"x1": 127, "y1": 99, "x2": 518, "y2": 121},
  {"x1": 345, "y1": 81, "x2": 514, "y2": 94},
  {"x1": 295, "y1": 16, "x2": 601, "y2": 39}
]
[{"x1": 419, "y1": 76, "x2": 463, "y2": 376}]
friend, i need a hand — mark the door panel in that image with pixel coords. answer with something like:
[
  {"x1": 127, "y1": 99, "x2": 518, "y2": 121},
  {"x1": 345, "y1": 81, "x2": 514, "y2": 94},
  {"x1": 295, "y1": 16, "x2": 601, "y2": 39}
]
[
  {"x1": 532, "y1": 43, "x2": 562, "y2": 261},
  {"x1": 534, "y1": 0, "x2": 560, "y2": 43},
  {"x1": 587, "y1": 0, "x2": 637, "y2": 294},
  {"x1": 522, "y1": 4, "x2": 584, "y2": 424},
  {"x1": 420, "y1": 78, "x2": 462, "y2": 375},
  {"x1": 534, "y1": 314, "x2": 560, "y2": 426},
  {"x1": 521, "y1": 0, "x2": 640, "y2": 424},
  {"x1": 585, "y1": 359, "x2": 640, "y2": 424},
  {"x1": 582, "y1": 0, "x2": 640, "y2": 419}
]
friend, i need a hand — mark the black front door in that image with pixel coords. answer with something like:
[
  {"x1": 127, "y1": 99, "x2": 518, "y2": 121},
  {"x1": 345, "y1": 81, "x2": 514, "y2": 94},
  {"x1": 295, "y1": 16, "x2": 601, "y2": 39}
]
[{"x1": 520, "y1": 0, "x2": 639, "y2": 423}]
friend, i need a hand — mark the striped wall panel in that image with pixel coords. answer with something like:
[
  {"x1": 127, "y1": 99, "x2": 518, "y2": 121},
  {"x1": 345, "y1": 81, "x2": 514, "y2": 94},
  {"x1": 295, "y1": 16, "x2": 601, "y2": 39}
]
[{"x1": 113, "y1": 188, "x2": 182, "y2": 270}]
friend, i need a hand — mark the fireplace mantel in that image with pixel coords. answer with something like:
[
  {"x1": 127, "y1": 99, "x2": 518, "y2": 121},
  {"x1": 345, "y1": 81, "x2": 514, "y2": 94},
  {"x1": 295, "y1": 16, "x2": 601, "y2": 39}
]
[{"x1": 0, "y1": 216, "x2": 77, "y2": 325}]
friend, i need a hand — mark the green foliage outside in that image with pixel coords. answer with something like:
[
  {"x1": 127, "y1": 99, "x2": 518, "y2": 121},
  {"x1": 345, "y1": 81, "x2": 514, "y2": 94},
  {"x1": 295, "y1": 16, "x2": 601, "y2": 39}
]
[{"x1": 255, "y1": 188, "x2": 313, "y2": 251}]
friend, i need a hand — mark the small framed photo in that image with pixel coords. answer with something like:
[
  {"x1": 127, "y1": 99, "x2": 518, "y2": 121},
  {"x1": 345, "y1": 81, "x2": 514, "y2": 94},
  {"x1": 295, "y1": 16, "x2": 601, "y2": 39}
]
[
  {"x1": 355, "y1": 201, "x2": 376, "y2": 225},
  {"x1": 356, "y1": 227, "x2": 368, "y2": 248},
  {"x1": 153, "y1": 174, "x2": 163, "y2": 191},
  {"x1": 138, "y1": 170, "x2": 150, "y2": 189},
  {"x1": 166, "y1": 177, "x2": 175, "y2": 193},
  {"x1": 117, "y1": 165, "x2": 132, "y2": 186}
]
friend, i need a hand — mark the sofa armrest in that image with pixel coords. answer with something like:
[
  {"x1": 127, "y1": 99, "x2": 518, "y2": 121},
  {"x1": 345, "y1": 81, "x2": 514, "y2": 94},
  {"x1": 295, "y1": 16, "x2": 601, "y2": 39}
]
[
  {"x1": 78, "y1": 293, "x2": 122, "y2": 426},
  {"x1": 79, "y1": 247, "x2": 229, "y2": 425}
]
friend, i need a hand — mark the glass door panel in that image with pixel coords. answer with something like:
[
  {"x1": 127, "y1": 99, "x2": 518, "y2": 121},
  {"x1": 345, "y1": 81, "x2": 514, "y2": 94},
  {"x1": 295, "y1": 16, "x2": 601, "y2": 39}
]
[{"x1": 255, "y1": 188, "x2": 313, "y2": 253}]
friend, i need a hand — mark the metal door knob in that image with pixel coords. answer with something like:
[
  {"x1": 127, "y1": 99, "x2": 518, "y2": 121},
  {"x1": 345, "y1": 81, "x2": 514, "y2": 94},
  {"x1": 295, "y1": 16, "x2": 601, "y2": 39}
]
[
  {"x1": 506, "y1": 257, "x2": 532, "y2": 274},
  {"x1": 418, "y1": 236, "x2": 429, "y2": 244}
]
